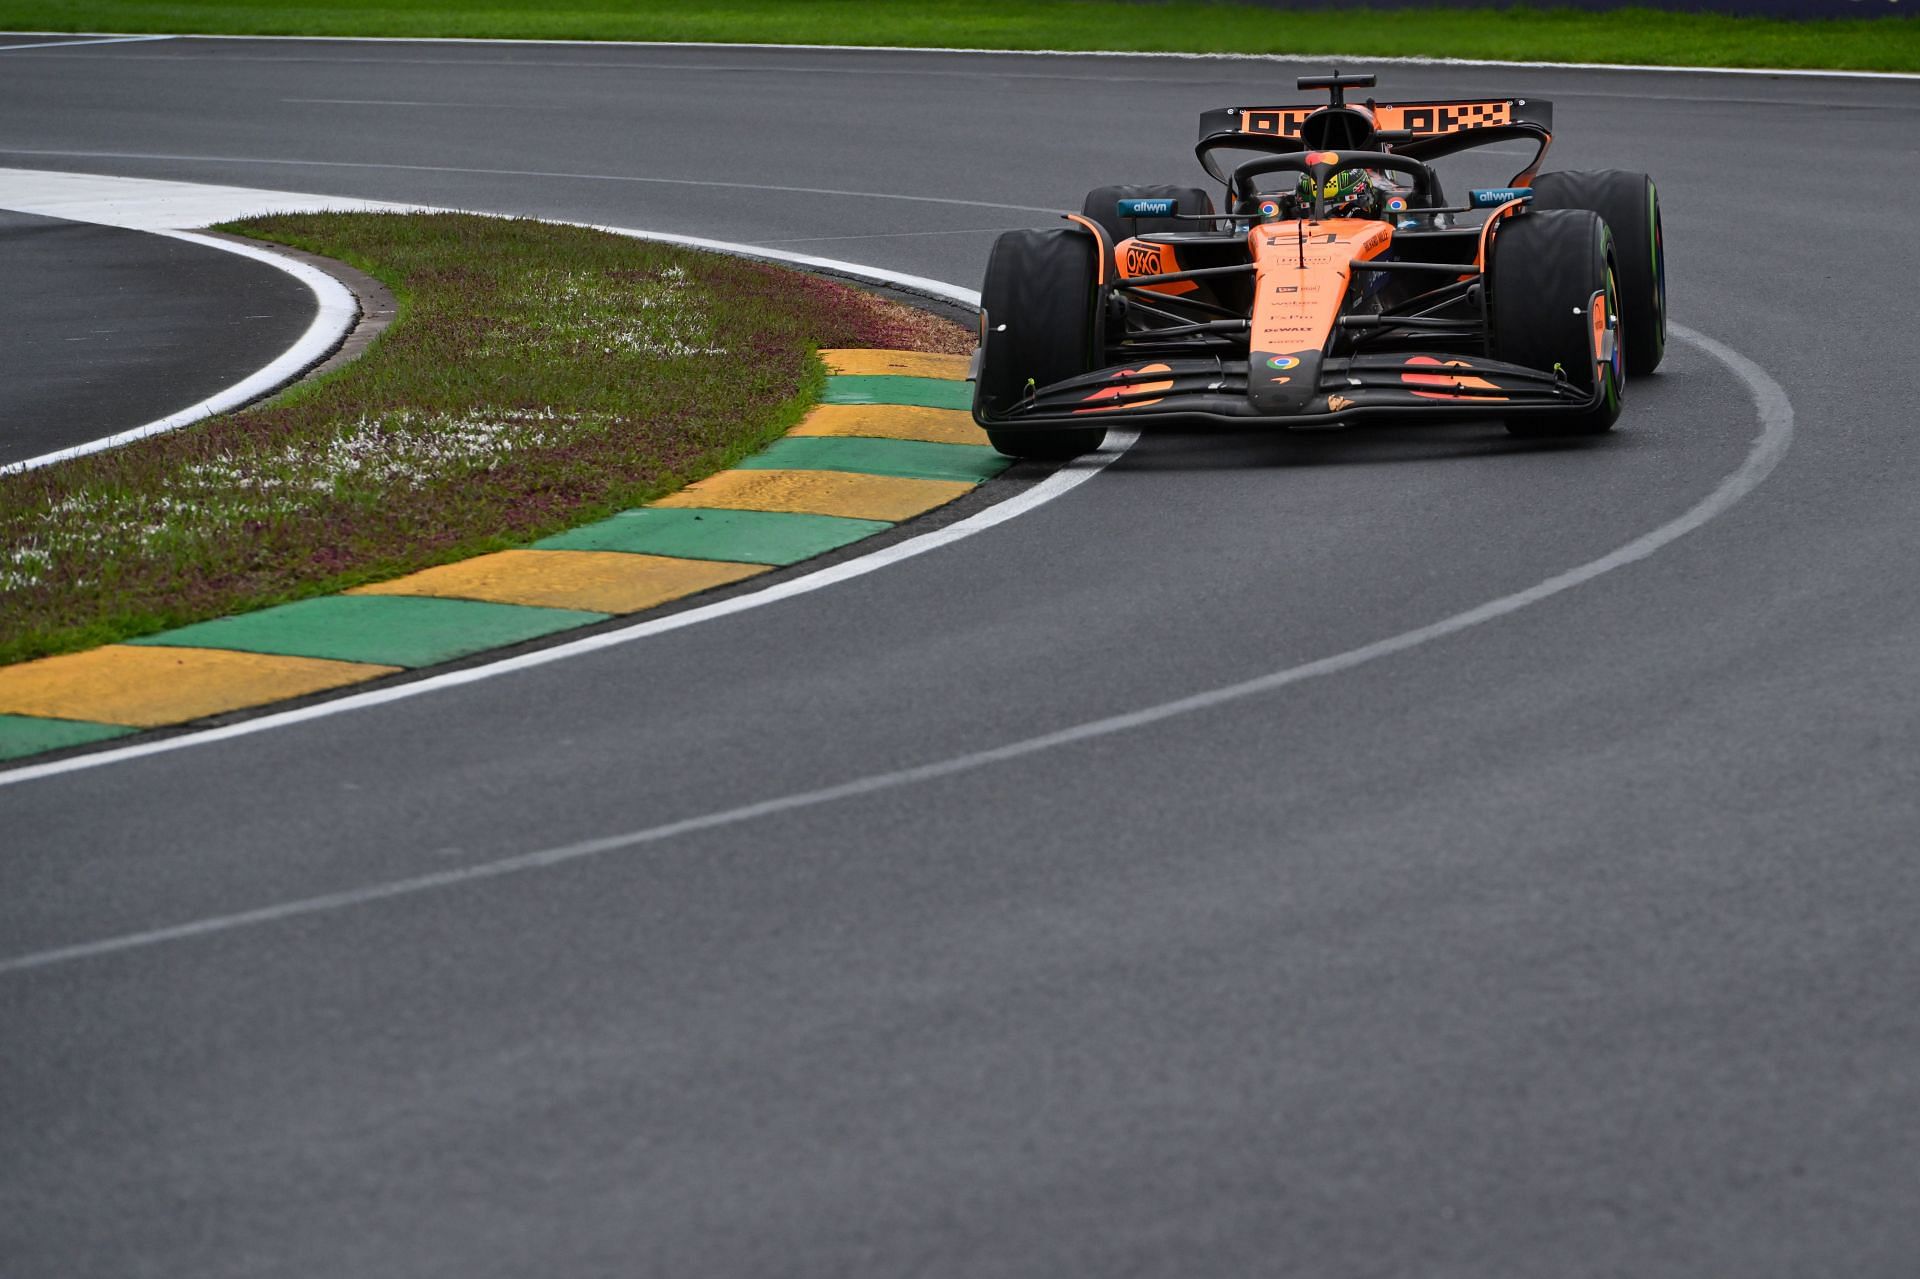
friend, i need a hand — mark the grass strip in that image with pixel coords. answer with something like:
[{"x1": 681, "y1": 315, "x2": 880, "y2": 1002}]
[
  {"x1": 0, "y1": 211, "x2": 971, "y2": 668},
  {"x1": 1, "y1": 1, "x2": 1915, "y2": 72}
]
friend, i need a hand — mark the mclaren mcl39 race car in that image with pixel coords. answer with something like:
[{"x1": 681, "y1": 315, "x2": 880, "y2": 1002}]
[{"x1": 970, "y1": 72, "x2": 1666, "y2": 458}]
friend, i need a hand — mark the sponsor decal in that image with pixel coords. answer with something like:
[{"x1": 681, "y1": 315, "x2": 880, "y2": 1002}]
[
  {"x1": 1468, "y1": 187, "x2": 1534, "y2": 209},
  {"x1": 1124, "y1": 243, "x2": 1163, "y2": 277},
  {"x1": 1119, "y1": 241, "x2": 1197, "y2": 295},
  {"x1": 1238, "y1": 100, "x2": 1515, "y2": 144},
  {"x1": 1267, "y1": 354, "x2": 1301, "y2": 370},
  {"x1": 1327, "y1": 394, "x2": 1355, "y2": 412},
  {"x1": 1385, "y1": 196, "x2": 1408, "y2": 213},
  {"x1": 1074, "y1": 363, "x2": 1175, "y2": 414},
  {"x1": 1304, "y1": 150, "x2": 1341, "y2": 167},
  {"x1": 1116, "y1": 197, "x2": 1177, "y2": 218},
  {"x1": 1271, "y1": 376, "x2": 1291, "y2": 385},
  {"x1": 1239, "y1": 108, "x2": 1311, "y2": 139},
  {"x1": 1380, "y1": 101, "x2": 1513, "y2": 137},
  {"x1": 1257, "y1": 198, "x2": 1282, "y2": 219}
]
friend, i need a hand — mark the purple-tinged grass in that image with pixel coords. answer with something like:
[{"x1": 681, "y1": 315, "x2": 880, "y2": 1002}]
[{"x1": 0, "y1": 212, "x2": 972, "y2": 667}]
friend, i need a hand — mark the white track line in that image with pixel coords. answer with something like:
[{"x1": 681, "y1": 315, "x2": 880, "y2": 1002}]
[
  {"x1": 0, "y1": 166, "x2": 1001, "y2": 465},
  {"x1": 0, "y1": 165, "x2": 421, "y2": 229},
  {"x1": 0, "y1": 231, "x2": 358, "y2": 474},
  {"x1": 0, "y1": 147, "x2": 1065, "y2": 215},
  {"x1": 0, "y1": 426, "x2": 1133, "y2": 790},
  {"x1": 0, "y1": 321, "x2": 1793, "y2": 976},
  {"x1": 4, "y1": 30, "x2": 1915, "y2": 81},
  {"x1": 0, "y1": 168, "x2": 1120, "y2": 785},
  {"x1": 0, "y1": 34, "x2": 170, "y2": 52}
]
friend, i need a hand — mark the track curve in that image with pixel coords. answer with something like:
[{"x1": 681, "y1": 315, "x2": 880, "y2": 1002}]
[
  {"x1": 4, "y1": 37, "x2": 1918, "y2": 1277},
  {"x1": 0, "y1": 213, "x2": 326, "y2": 468}
]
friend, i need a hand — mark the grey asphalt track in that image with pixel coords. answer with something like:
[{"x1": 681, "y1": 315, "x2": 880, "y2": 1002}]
[
  {"x1": 0, "y1": 209, "x2": 315, "y2": 465},
  {"x1": 5, "y1": 36, "x2": 1920, "y2": 1279}
]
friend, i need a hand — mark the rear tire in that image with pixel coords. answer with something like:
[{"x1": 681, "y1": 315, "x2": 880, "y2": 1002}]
[
  {"x1": 973, "y1": 227, "x2": 1107, "y2": 460},
  {"x1": 1527, "y1": 170, "x2": 1665, "y2": 375},
  {"x1": 1487, "y1": 209, "x2": 1625, "y2": 439},
  {"x1": 1079, "y1": 183, "x2": 1216, "y2": 245}
]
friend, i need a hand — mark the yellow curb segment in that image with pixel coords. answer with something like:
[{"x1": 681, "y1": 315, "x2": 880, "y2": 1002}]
[
  {"x1": 0, "y1": 645, "x2": 397, "y2": 728},
  {"x1": 652, "y1": 468, "x2": 974, "y2": 521},
  {"x1": 347, "y1": 549, "x2": 769, "y2": 613},
  {"x1": 821, "y1": 349, "x2": 971, "y2": 380},
  {"x1": 0, "y1": 351, "x2": 983, "y2": 756},
  {"x1": 789, "y1": 403, "x2": 989, "y2": 446}
]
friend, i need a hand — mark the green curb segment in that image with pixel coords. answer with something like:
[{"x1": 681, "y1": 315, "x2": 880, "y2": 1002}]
[
  {"x1": 536, "y1": 507, "x2": 891, "y2": 565},
  {"x1": 742, "y1": 436, "x2": 1010, "y2": 484},
  {"x1": 0, "y1": 714, "x2": 136, "y2": 761},
  {"x1": 3, "y1": 364, "x2": 991, "y2": 763},
  {"x1": 127, "y1": 596, "x2": 608, "y2": 668},
  {"x1": 823, "y1": 376, "x2": 972, "y2": 410}
]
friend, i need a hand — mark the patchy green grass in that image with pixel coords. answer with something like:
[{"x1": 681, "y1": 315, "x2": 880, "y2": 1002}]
[
  {"x1": 2, "y1": 0, "x2": 1917, "y2": 72},
  {"x1": 0, "y1": 212, "x2": 970, "y2": 667}
]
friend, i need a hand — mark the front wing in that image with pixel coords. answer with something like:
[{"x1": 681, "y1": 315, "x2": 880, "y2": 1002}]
[{"x1": 974, "y1": 352, "x2": 1598, "y2": 432}]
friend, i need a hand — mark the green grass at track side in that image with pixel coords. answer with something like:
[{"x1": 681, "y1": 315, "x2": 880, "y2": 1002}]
[
  {"x1": 0, "y1": 213, "x2": 967, "y2": 667},
  {"x1": 2, "y1": 1, "x2": 1917, "y2": 72}
]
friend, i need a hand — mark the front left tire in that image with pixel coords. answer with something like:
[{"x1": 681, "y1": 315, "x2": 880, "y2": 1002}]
[
  {"x1": 1487, "y1": 208, "x2": 1625, "y2": 439},
  {"x1": 973, "y1": 226, "x2": 1108, "y2": 460}
]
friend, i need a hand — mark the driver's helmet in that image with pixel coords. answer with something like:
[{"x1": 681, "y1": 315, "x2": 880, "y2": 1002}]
[{"x1": 1296, "y1": 168, "x2": 1383, "y2": 219}]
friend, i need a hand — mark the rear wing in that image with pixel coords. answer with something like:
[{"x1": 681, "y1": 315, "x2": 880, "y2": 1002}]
[
  {"x1": 1196, "y1": 96, "x2": 1555, "y2": 187},
  {"x1": 1197, "y1": 97, "x2": 1552, "y2": 144}
]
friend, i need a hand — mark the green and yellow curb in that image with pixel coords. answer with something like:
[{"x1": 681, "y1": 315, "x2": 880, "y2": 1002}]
[
  {"x1": 0, "y1": 349, "x2": 998, "y2": 762},
  {"x1": 0, "y1": 644, "x2": 399, "y2": 730}
]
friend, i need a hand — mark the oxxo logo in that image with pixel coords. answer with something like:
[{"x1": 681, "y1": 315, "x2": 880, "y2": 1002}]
[{"x1": 1125, "y1": 244, "x2": 1163, "y2": 276}]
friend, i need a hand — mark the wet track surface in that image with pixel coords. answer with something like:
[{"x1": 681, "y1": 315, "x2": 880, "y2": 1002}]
[{"x1": 3, "y1": 37, "x2": 1920, "y2": 1277}]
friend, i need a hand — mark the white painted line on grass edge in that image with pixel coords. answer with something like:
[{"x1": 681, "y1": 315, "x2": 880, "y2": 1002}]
[
  {"x1": 0, "y1": 230, "x2": 358, "y2": 474},
  {"x1": 0, "y1": 321, "x2": 1794, "y2": 975}
]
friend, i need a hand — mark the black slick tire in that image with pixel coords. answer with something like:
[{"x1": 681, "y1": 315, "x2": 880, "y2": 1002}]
[
  {"x1": 1487, "y1": 208, "x2": 1625, "y2": 438},
  {"x1": 1079, "y1": 183, "x2": 1217, "y2": 244},
  {"x1": 973, "y1": 227, "x2": 1107, "y2": 460},
  {"x1": 1527, "y1": 170, "x2": 1666, "y2": 375}
]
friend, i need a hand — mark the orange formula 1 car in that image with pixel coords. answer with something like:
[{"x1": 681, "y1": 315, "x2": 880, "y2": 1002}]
[{"x1": 970, "y1": 72, "x2": 1665, "y2": 458}]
